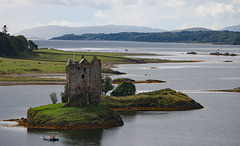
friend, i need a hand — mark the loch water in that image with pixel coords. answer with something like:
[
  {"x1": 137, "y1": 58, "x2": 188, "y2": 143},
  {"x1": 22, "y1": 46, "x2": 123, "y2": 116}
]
[{"x1": 0, "y1": 41, "x2": 240, "y2": 146}]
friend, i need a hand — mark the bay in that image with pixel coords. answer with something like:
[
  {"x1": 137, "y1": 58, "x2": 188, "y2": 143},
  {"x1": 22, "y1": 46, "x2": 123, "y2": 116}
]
[
  {"x1": 34, "y1": 40, "x2": 240, "y2": 54},
  {"x1": 1, "y1": 40, "x2": 240, "y2": 146}
]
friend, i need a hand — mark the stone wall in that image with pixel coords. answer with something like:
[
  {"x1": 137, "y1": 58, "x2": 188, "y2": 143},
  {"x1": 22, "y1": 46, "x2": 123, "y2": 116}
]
[
  {"x1": 65, "y1": 56, "x2": 101, "y2": 107},
  {"x1": 89, "y1": 56, "x2": 102, "y2": 105}
]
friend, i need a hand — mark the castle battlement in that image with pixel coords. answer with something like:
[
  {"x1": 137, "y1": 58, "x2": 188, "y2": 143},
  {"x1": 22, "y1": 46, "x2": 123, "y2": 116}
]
[{"x1": 65, "y1": 56, "x2": 102, "y2": 106}]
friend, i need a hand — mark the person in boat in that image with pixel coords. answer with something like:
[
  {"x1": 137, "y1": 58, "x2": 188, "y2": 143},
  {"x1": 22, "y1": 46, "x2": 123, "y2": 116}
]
[{"x1": 50, "y1": 135, "x2": 55, "y2": 140}]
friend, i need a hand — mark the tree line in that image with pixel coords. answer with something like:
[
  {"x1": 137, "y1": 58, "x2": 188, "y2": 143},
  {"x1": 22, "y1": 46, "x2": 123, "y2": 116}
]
[
  {"x1": 0, "y1": 25, "x2": 38, "y2": 57},
  {"x1": 51, "y1": 31, "x2": 240, "y2": 45}
]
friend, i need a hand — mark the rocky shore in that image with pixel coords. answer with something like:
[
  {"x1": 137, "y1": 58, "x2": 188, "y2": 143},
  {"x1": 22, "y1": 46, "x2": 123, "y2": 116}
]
[
  {"x1": 111, "y1": 106, "x2": 203, "y2": 112},
  {"x1": 206, "y1": 87, "x2": 240, "y2": 93},
  {"x1": 17, "y1": 119, "x2": 123, "y2": 130}
]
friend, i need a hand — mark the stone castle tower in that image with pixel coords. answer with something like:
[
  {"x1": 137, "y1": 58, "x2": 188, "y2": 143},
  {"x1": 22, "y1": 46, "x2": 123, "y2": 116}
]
[{"x1": 64, "y1": 56, "x2": 102, "y2": 106}]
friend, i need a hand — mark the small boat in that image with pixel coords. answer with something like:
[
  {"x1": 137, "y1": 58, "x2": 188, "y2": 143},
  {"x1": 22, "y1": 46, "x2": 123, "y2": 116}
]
[{"x1": 41, "y1": 135, "x2": 59, "y2": 141}]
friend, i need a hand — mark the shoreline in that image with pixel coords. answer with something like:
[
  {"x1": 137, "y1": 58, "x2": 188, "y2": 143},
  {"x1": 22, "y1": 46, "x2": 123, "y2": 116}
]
[
  {"x1": 204, "y1": 89, "x2": 240, "y2": 93},
  {"x1": 0, "y1": 59, "x2": 198, "y2": 86},
  {"x1": 112, "y1": 79, "x2": 166, "y2": 84},
  {"x1": 2, "y1": 88, "x2": 204, "y2": 130},
  {"x1": 111, "y1": 106, "x2": 203, "y2": 112},
  {"x1": 3, "y1": 104, "x2": 203, "y2": 130},
  {"x1": 0, "y1": 80, "x2": 166, "y2": 86},
  {"x1": 2, "y1": 119, "x2": 123, "y2": 130},
  {"x1": 0, "y1": 48, "x2": 201, "y2": 84},
  {"x1": 0, "y1": 81, "x2": 65, "y2": 86}
]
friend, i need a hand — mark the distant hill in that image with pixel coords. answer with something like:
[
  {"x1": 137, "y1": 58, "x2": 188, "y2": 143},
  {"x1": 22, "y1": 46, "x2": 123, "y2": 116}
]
[
  {"x1": 221, "y1": 24, "x2": 240, "y2": 32},
  {"x1": 15, "y1": 25, "x2": 165, "y2": 39},
  {"x1": 172, "y1": 27, "x2": 212, "y2": 32},
  {"x1": 51, "y1": 31, "x2": 240, "y2": 45}
]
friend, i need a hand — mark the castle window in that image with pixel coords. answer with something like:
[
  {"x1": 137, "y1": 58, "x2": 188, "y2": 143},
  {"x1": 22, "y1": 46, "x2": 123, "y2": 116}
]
[
  {"x1": 82, "y1": 74, "x2": 84, "y2": 78},
  {"x1": 84, "y1": 68, "x2": 86, "y2": 72}
]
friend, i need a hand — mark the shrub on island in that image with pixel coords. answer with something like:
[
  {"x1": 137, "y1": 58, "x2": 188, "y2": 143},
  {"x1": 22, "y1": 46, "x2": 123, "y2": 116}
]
[{"x1": 110, "y1": 81, "x2": 136, "y2": 96}]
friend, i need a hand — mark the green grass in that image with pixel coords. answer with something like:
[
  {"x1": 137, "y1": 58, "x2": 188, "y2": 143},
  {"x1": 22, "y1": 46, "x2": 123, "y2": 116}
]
[
  {"x1": 0, "y1": 56, "x2": 65, "y2": 74},
  {"x1": 101, "y1": 68, "x2": 125, "y2": 74},
  {"x1": 27, "y1": 89, "x2": 203, "y2": 127},
  {"x1": 28, "y1": 103, "x2": 121, "y2": 125},
  {"x1": 0, "y1": 48, "x2": 182, "y2": 75},
  {"x1": 102, "y1": 88, "x2": 202, "y2": 108},
  {"x1": 0, "y1": 49, "x2": 144, "y2": 75},
  {"x1": 0, "y1": 49, "x2": 130, "y2": 75},
  {"x1": 22, "y1": 49, "x2": 129, "y2": 63},
  {"x1": 0, "y1": 75, "x2": 65, "y2": 82},
  {"x1": 112, "y1": 78, "x2": 135, "y2": 82}
]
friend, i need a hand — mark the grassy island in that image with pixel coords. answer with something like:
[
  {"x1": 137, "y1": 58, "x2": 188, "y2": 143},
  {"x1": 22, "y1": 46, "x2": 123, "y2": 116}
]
[
  {"x1": 102, "y1": 88, "x2": 203, "y2": 111},
  {"x1": 18, "y1": 88, "x2": 203, "y2": 130},
  {"x1": 25, "y1": 103, "x2": 123, "y2": 129}
]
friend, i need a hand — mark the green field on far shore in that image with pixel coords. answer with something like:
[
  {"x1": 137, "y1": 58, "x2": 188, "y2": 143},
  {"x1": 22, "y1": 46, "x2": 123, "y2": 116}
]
[{"x1": 0, "y1": 48, "x2": 164, "y2": 75}]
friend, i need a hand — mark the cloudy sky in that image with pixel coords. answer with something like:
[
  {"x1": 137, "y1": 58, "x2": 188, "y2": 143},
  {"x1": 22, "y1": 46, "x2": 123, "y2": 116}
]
[{"x1": 0, "y1": 0, "x2": 239, "y2": 33}]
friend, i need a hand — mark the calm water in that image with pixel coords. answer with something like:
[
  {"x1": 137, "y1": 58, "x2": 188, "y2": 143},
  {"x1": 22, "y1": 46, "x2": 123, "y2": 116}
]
[
  {"x1": 34, "y1": 40, "x2": 240, "y2": 54},
  {"x1": 1, "y1": 41, "x2": 240, "y2": 146}
]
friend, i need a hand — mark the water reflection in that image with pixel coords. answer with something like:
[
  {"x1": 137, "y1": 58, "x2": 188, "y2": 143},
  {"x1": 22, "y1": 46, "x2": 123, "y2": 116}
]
[
  {"x1": 118, "y1": 111, "x2": 137, "y2": 123},
  {"x1": 62, "y1": 129, "x2": 103, "y2": 145},
  {"x1": 27, "y1": 128, "x2": 103, "y2": 145}
]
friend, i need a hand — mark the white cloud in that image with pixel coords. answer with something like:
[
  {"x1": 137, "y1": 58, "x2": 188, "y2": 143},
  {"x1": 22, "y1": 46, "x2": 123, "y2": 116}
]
[
  {"x1": 0, "y1": 0, "x2": 193, "y2": 9},
  {"x1": 193, "y1": 1, "x2": 240, "y2": 30},
  {"x1": 0, "y1": 0, "x2": 238, "y2": 10},
  {"x1": 1, "y1": 0, "x2": 240, "y2": 32},
  {"x1": 210, "y1": 22, "x2": 222, "y2": 30},
  {"x1": 232, "y1": 0, "x2": 240, "y2": 5},
  {"x1": 0, "y1": 0, "x2": 31, "y2": 12},
  {"x1": 0, "y1": 0, "x2": 31, "y2": 7},
  {"x1": 178, "y1": 22, "x2": 200, "y2": 30},
  {"x1": 94, "y1": 10, "x2": 108, "y2": 18},
  {"x1": 49, "y1": 20, "x2": 85, "y2": 27},
  {"x1": 102, "y1": 5, "x2": 151, "y2": 27},
  {"x1": 143, "y1": 0, "x2": 187, "y2": 7},
  {"x1": 196, "y1": 3, "x2": 235, "y2": 18}
]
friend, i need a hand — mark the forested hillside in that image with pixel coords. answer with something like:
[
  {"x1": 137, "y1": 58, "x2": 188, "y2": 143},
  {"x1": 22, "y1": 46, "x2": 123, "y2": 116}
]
[
  {"x1": 51, "y1": 31, "x2": 240, "y2": 45},
  {"x1": 0, "y1": 32, "x2": 38, "y2": 56}
]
